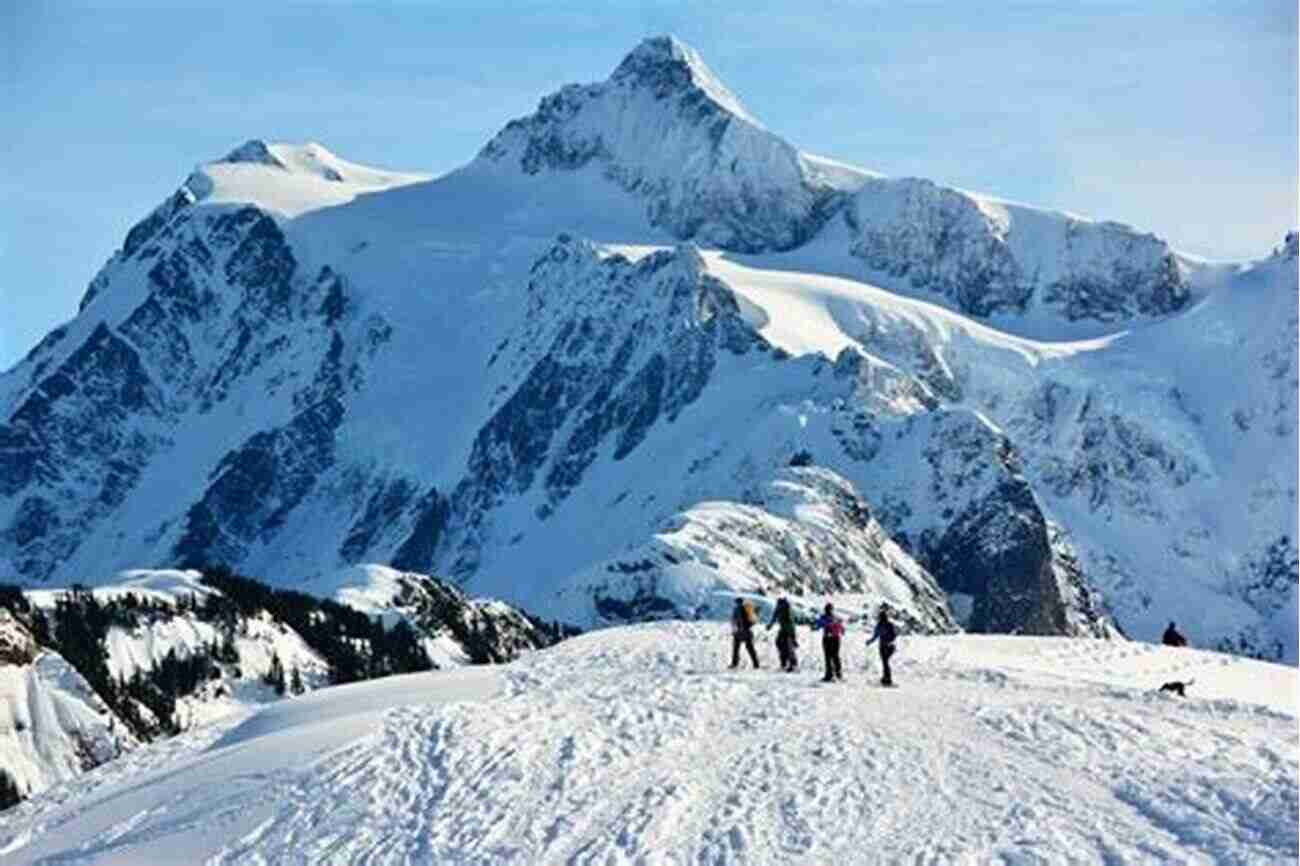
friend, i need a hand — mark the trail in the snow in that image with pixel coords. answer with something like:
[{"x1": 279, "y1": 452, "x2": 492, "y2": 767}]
[{"x1": 192, "y1": 625, "x2": 1296, "y2": 866}]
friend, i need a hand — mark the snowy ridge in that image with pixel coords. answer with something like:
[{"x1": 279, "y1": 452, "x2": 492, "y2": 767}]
[
  {"x1": 191, "y1": 140, "x2": 430, "y2": 219},
  {"x1": 0, "y1": 624, "x2": 1294, "y2": 864},
  {"x1": 547, "y1": 467, "x2": 959, "y2": 631}
]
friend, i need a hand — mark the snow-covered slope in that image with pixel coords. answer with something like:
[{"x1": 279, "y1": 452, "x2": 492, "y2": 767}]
[
  {"x1": 0, "y1": 611, "x2": 134, "y2": 807},
  {"x1": 0, "y1": 625, "x2": 1294, "y2": 864},
  {"x1": 0, "y1": 37, "x2": 1293, "y2": 662},
  {"x1": 0, "y1": 568, "x2": 551, "y2": 804}
]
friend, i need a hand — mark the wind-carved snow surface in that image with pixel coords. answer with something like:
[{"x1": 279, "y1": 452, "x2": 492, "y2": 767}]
[
  {"x1": 0, "y1": 36, "x2": 1294, "y2": 663},
  {"x1": 0, "y1": 626, "x2": 1294, "y2": 864}
]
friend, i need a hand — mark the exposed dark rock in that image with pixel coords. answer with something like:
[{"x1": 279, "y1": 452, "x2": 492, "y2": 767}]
[
  {"x1": 222, "y1": 210, "x2": 297, "y2": 317},
  {"x1": 594, "y1": 589, "x2": 680, "y2": 622},
  {"x1": 391, "y1": 488, "x2": 451, "y2": 574},
  {"x1": 174, "y1": 398, "x2": 345, "y2": 568},
  {"x1": 221, "y1": 139, "x2": 286, "y2": 168},
  {"x1": 447, "y1": 242, "x2": 765, "y2": 578},
  {"x1": 929, "y1": 474, "x2": 1061, "y2": 634},
  {"x1": 121, "y1": 188, "x2": 195, "y2": 261},
  {"x1": 848, "y1": 177, "x2": 1189, "y2": 323},
  {"x1": 339, "y1": 478, "x2": 417, "y2": 563}
]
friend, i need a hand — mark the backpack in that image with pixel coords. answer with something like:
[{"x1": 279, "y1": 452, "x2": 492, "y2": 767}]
[{"x1": 879, "y1": 619, "x2": 897, "y2": 647}]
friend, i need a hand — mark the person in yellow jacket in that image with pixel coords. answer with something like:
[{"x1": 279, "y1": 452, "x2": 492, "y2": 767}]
[{"x1": 729, "y1": 598, "x2": 761, "y2": 669}]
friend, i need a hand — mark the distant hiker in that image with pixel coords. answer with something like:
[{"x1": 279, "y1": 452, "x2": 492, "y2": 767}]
[
  {"x1": 1162, "y1": 621, "x2": 1187, "y2": 648},
  {"x1": 812, "y1": 603, "x2": 845, "y2": 682},
  {"x1": 865, "y1": 607, "x2": 898, "y2": 687},
  {"x1": 730, "y1": 598, "x2": 760, "y2": 669},
  {"x1": 766, "y1": 597, "x2": 799, "y2": 672}
]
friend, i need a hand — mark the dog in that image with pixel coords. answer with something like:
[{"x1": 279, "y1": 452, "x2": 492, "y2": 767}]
[{"x1": 1158, "y1": 679, "x2": 1195, "y2": 697}]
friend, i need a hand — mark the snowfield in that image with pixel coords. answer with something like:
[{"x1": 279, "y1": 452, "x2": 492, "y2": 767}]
[{"x1": 1, "y1": 625, "x2": 1294, "y2": 865}]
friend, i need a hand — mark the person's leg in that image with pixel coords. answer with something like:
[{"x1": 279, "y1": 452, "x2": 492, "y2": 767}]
[
  {"x1": 880, "y1": 644, "x2": 893, "y2": 685},
  {"x1": 776, "y1": 634, "x2": 789, "y2": 670},
  {"x1": 745, "y1": 635, "x2": 760, "y2": 667},
  {"x1": 822, "y1": 639, "x2": 834, "y2": 681},
  {"x1": 789, "y1": 636, "x2": 798, "y2": 671},
  {"x1": 832, "y1": 638, "x2": 843, "y2": 680},
  {"x1": 731, "y1": 636, "x2": 741, "y2": 668}
]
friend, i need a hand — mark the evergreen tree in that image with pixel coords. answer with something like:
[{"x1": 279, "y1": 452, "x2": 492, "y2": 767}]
[
  {"x1": 0, "y1": 769, "x2": 22, "y2": 811},
  {"x1": 263, "y1": 652, "x2": 286, "y2": 695}
]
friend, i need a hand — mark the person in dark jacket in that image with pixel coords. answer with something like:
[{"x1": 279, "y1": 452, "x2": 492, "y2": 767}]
[
  {"x1": 730, "y1": 598, "x2": 760, "y2": 669},
  {"x1": 1162, "y1": 621, "x2": 1187, "y2": 647},
  {"x1": 865, "y1": 607, "x2": 898, "y2": 686},
  {"x1": 766, "y1": 597, "x2": 799, "y2": 672},
  {"x1": 812, "y1": 603, "x2": 845, "y2": 682}
]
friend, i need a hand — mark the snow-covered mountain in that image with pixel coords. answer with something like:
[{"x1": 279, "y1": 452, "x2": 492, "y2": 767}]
[
  {"x1": 0, "y1": 567, "x2": 551, "y2": 804},
  {"x1": 0, "y1": 36, "x2": 1294, "y2": 661},
  {"x1": 0, "y1": 623, "x2": 1295, "y2": 864}
]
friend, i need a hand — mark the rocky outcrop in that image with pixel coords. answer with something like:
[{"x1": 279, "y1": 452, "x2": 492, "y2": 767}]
[
  {"x1": 1, "y1": 194, "x2": 372, "y2": 584},
  {"x1": 847, "y1": 177, "x2": 1189, "y2": 322},
  {"x1": 173, "y1": 397, "x2": 346, "y2": 568},
  {"x1": 550, "y1": 467, "x2": 959, "y2": 633},
  {"x1": 359, "y1": 569, "x2": 559, "y2": 664},
  {"x1": 854, "y1": 409, "x2": 1112, "y2": 637},
  {"x1": 444, "y1": 239, "x2": 770, "y2": 578}
]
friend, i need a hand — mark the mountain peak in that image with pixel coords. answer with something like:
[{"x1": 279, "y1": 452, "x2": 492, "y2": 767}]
[
  {"x1": 610, "y1": 35, "x2": 756, "y2": 124},
  {"x1": 474, "y1": 35, "x2": 835, "y2": 252}
]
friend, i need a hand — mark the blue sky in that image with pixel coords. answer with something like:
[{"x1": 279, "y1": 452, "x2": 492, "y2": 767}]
[{"x1": 2, "y1": 0, "x2": 1296, "y2": 368}]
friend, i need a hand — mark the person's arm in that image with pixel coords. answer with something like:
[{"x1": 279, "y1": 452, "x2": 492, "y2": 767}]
[
  {"x1": 811, "y1": 614, "x2": 824, "y2": 632},
  {"x1": 864, "y1": 622, "x2": 880, "y2": 646}
]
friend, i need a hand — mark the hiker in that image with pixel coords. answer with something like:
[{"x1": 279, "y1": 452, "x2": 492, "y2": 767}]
[
  {"x1": 766, "y1": 597, "x2": 799, "y2": 671},
  {"x1": 1162, "y1": 621, "x2": 1187, "y2": 648},
  {"x1": 865, "y1": 606, "x2": 898, "y2": 687},
  {"x1": 812, "y1": 602, "x2": 845, "y2": 682},
  {"x1": 730, "y1": 598, "x2": 760, "y2": 669}
]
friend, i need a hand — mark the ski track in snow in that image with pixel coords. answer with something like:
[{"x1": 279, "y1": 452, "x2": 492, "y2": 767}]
[{"x1": 7, "y1": 626, "x2": 1285, "y2": 865}]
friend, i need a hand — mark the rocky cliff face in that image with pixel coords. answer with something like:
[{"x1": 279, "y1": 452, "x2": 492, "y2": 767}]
[
  {"x1": 1, "y1": 189, "x2": 370, "y2": 583},
  {"x1": 847, "y1": 177, "x2": 1189, "y2": 322},
  {"x1": 434, "y1": 238, "x2": 771, "y2": 581}
]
